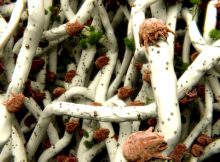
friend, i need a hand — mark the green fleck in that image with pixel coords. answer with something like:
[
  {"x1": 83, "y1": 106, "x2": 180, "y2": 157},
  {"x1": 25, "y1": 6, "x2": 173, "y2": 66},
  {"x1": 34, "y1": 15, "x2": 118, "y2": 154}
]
[
  {"x1": 51, "y1": 15, "x2": 61, "y2": 23},
  {"x1": 49, "y1": 6, "x2": 54, "y2": 12},
  {"x1": 80, "y1": 38, "x2": 89, "y2": 49},
  {"x1": 79, "y1": 26, "x2": 103, "y2": 48},
  {"x1": 83, "y1": 140, "x2": 95, "y2": 149},
  {"x1": 209, "y1": 29, "x2": 220, "y2": 40},
  {"x1": 175, "y1": 62, "x2": 189, "y2": 74},
  {"x1": 189, "y1": 0, "x2": 202, "y2": 5},
  {"x1": 88, "y1": 31, "x2": 103, "y2": 45},
  {"x1": 124, "y1": 37, "x2": 135, "y2": 51},
  {"x1": 145, "y1": 97, "x2": 154, "y2": 105},
  {"x1": 45, "y1": 9, "x2": 48, "y2": 15},
  {"x1": 83, "y1": 130, "x2": 89, "y2": 138}
]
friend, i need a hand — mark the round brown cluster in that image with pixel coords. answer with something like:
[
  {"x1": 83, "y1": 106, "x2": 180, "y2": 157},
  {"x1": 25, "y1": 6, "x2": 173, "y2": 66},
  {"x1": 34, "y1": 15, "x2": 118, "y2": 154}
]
[
  {"x1": 95, "y1": 55, "x2": 110, "y2": 69},
  {"x1": 93, "y1": 128, "x2": 110, "y2": 142},
  {"x1": 117, "y1": 86, "x2": 134, "y2": 99},
  {"x1": 142, "y1": 69, "x2": 151, "y2": 83},
  {"x1": 64, "y1": 70, "x2": 76, "y2": 83},
  {"x1": 139, "y1": 18, "x2": 175, "y2": 47},
  {"x1": 30, "y1": 57, "x2": 45, "y2": 73},
  {"x1": 168, "y1": 143, "x2": 188, "y2": 162},
  {"x1": 123, "y1": 127, "x2": 170, "y2": 162},
  {"x1": 66, "y1": 20, "x2": 84, "y2": 36},
  {"x1": 24, "y1": 81, "x2": 45, "y2": 104},
  {"x1": 88, "y1": 102, "x2": 102, "y2": 106},
  {"x1": 57, "y1": 155, "x2": 78, "y2": 162},
  {"x1": 4, "y1": 93, "x2": 25, "y2": 113},
  {"x1": 127, "y1": 100, "x2": 145, "y2": 106},
  {"x1": 46, "y1": 71, "x2": 56, "y2": 84},
  {"x1": 191, "y1": 134, "x2": 213, "y2": 157},
  {"x1": 52, "y1": 87, "x2": 66, "y2": 98},
  {"x1": 65, "y1": 120, "x2": 80, "y2": 134}
]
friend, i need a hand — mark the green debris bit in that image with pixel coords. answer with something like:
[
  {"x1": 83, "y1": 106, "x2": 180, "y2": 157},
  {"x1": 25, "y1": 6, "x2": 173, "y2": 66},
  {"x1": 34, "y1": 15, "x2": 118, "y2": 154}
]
[
  {"x1": 124, "y1": 37, "x2": 135, "y2": 51},
  {"x1": 83, "y1": 140, "x2": 95, "y2": 149},
  {"x1": 79, "y1": 26, "x2": 103, "y2": 48},
  {"x1": 189, "y1": 0, "x2": 202, "y2": 5},
  {"x1": 209, "y1": 29, "x2": 220, "y2": 40}
]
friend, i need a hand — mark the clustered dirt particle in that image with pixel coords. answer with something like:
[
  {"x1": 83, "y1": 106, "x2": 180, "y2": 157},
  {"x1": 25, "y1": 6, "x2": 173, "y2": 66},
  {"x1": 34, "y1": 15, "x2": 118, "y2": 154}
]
[
  {"x1": 168, "y1": 143, "x2": 188, "y2": 162},
  {"x1": 127, "y1": 100, "x2": 145, "y2": 106},
  {"x1": 191, "y1": 134, "x2": 213, "y2": 157},
  {"x1": 88, "y1": 102, "x2": 102, "y2": 106},
  {"x1": 52, "y1": 87, "x2": 66, "y2": 98},
  {"x1": 4, "y1": 93, "x2": 25, "y2": 113},
  {"x1": 117, "y1": 86, "x2": 134, "y2": 99},
  {"x1": 142, "y1": 69, "x2": 151, "y2": 83},
  {"x1": 95, "y1": 55, "x2": 110, "y2": 69},
  {"x1": 93, "y1": 128, "x2": 110, "y2": 142},
  {"x1": 139, "y1": 18, "x2": 175, "y2": 47},
  {"x1": 64, "y1": 70, "x2": 76, "y2": 83},
  {"x1": 123, "y1": 127, "x2": 170, "y2": 162},
  {"x1": 65, "y1": 120, "x2": 80, "y2": 133},
  {"x1": 66, "y1": 20, "x2": 84, "y2": 36}
]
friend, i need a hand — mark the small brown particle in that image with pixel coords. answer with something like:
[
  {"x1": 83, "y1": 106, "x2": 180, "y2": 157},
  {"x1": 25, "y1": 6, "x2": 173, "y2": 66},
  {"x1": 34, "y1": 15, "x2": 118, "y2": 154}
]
[
  {"x1": 215, "y1": 0, "x2": 220, "y2": 12},
  {"x1": 146, "y1": 118, "x2": 157, "y2": 127},
  {"x1": 57, "y1": 155, "x2": 78, "y2": 162},
  {"x1": 95, "y1": 55, "x2": 110, "y2": 69},
  {"x1": 169, "y1": 143, "x2": 188, "y2": 162},
  {"x1": 46, "y1": 71, "x2": 56, "y2": 84},
  {"x1": 31, "y1": 57, "x2": 45, "y2": 73},
  {"x1": 64, "y1": 70, "x2": 76, "y2": 83},
  {"x1": 88, "y1": 102, "x2": 102, "y2": 106},
  {"x1": 139, "y1": 18, "x2": 175, "y2": 47},
  {"x1": 142, "y1": 69, "x2": 151, "y2": 83},
  {"x1": 66, "y1": 20, "x2": 84, "y2": 36},
  {"x1": 53, "y1": 87, "x2": 66, "y2": 98},
  {"x1": 191, "y1": 52, "x2": 199, "y2": 62},
  {"x1": 24, "y1": 115, "x2": 36, "y2": 128},
  {"x1": 191, "y1": 144, "x2": 204, "y2": 157},
  {"x1": 133, "y1": 62, "x2": 143, "y2": 71},
  {"x1": 93, "y1": 128, "x2": 110, "y2": 142},
  {"x1": 196, "y1": 134, "x2": 212, "y2": 146},
  {"x1": 65, "y1": 120, "x2": 80, "y2": 133},
  {"x1": 117, "y1": 86, "x2": 134, "y2": 99},
  {"x1": 127, "y1": 100, "x2": 145, "y2": 106},
  {"x1": 4, "y1": 93, "x2": 25, "y2": 113}
]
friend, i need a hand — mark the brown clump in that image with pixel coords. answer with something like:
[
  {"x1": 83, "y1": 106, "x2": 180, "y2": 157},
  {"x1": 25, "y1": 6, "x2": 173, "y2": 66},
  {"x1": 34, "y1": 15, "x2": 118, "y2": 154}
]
[
  {"x1": 24, "y1": 115, "x2": 36, "y2": 128},
  {"x1": 46, "y1": 71, "x2": 56, "y2": 84},
  {"x1": 23, "y1": 81, "x2": 45, "y2": 104},
  {"x1": 93, "y1": 128, "x2": 110, "y2": 142},
  {"x1": 65, "y1": 120, "x2": 80, "y2": 133},
  {"x1": 117, "y1": 86, "x2": 134, "y2": 99},
  {"x1": 53, "y1": 87, "x2": 66, "y2": 98},
  {"x1": 215, "y1": 0, "x2": 220, "y2": 12},
  {"x1": 4, "y1": 93, "x2": 25, "y2": 113},
  {"x1": 123, "y1": 127, "x2": 170, "y2": 162},
  {"x1": 64, "y1": 70, "x2": 76, "y2": 83},
  {"x1": 88, "y1": 102, "x2": 102, "y2": 106},
  {"x1": 191, "y1": 52, "x2": 199, "y2": 62},
  {"x1": 127, "y1": 100, "x2": 145, "y2": 106},
  {"x1": 95, "y1": 55, "x2": 110, "y2": 69},
  {"x1": 169, "y1": 143, "x2": 188, "y2": 162},
  {"x1": 145, "y1": 118, "x2": 157, "y2": 127},
  {"x1": 139, "y1": 18, "x2": 175, "y2": 47},
  {"x1": 196, "y1": 134, "x2": 212, "y2": 146},
  {"x1": 142, "y1": 69, "x2": 151, "y2": 83},
  {"x1": 191, "y1": 144, "x2": 204, "y2": 157},
  {"x1": 133, "y1": 62, "x2": 143, "y2": 71},
  {"x1": 66, "y1": 20, "x2": 84, "y2": 36},
  {"x1": 30, "y1": 57, "x2": 45, "y2": 73},
  {"x1": 57, "y1": 155, "x2": 78, "y2": 162}
]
